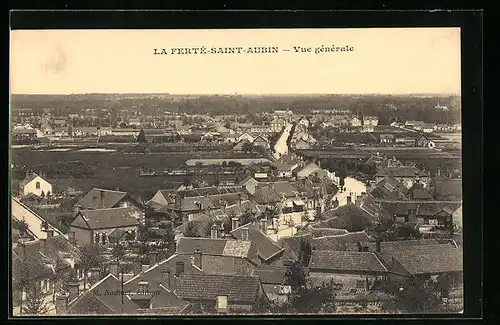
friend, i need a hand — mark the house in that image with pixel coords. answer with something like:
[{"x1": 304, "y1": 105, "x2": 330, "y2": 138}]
[
  {"x1": 239, "y1": 176, "x2": 259, "y2": 195},
  {"x1": 252, "y1": 135, "x2": 270, "y2": 149},
  {"x1": 452, "y1": 206, "x2": 462, "y2": 230},
  {"x1": 275, "y1": 162, "x2": 300, "y2": 179},
  {"x1": 220, "y1": 133, "x2": 240, "y2": 143},
  {"x1": 253, "y1": 267, "x2": 289, "y2": 304},
  {"x1": 12, "y1": 128, "x2": 38, "y2": 142},
  {"x1": 176, "y1": 237, "x2": 261, "y2": 273},
  {"x1": 230, "y1": 223, "x2": 285, "y2": 266},
  {"x1": 406, "y1": 182, "x2": 434, "y2": 200},
  {"x1": 369, "y1": 176, "x2": 408, "y2": 201},
  {"x1": 379, "y1": 134, "x2": 395, "y2": 144},
  {"x1": 59, "y1": 273, "x2": 190, "y2": 315},
  {"x1": 19, "y1": 171, "x2": 53, "y2": 197},
  {"x1": 350, "y1": 116, "x2": 362, "y2": 127},
  {"x1": 238, "y1": 132, "x2": 255, "y2": 143},
  {"x1": 12, "y1": 235, "x2": 81, "y2": 308},
  {"x1": 296, "y1": 162, "x2": 324, "y2": 180},
  {"x1": 74, "y1": 188, "x2": 144, "y2": 219},
  {"x1": 429, "y1": 178, "x2": 462, "y2": 201},
  {"x1": 405, "y1": 120, "x2": 425, "y2": 130},
  {"x1": 175, "y1": 274, "x2": 263, "y2": 313},
  {"x1": 12, "y1": 198, "x2": 66, "y2": 240},
  {"x1": 293, "y1": 139, "x2": 311, "y2": 150},
  {"x1": 380, "y1": 201, "x2": 462, "y2": 228},
  {"x1": 69, "y1": 208, "x2": 141, "y2": 246},
  {"x1": 361, "y1": 124, "x2": 375, "y2": 133},
  {"x1": 363, "y1": 116, "x2": 379, "y2": 126},
  {"x1": 388, "y1": 244, "x2": 463, "y2": 286},
  {"x1": 422, "y1": 123, "x2": 435, "y2": 133},
  {"x1": 53, "y1": 119, "x2": 67, "y2": 127},
  {"x1": 375, "y1": 166, "x2": 430, "y2": 189},
  {"x1": 308, "y1": 250, "x2": 388, "y2": 293},
  {"x1": 270, "y1": 118, "x2": 286, "y2": 132},
  {"x1": 128, "y1": 118, "x2": 141, "y2": 127}
]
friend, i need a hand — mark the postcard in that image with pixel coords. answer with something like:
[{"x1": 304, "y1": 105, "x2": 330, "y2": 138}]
[{"x1": 10, "y1": 27, "x2": 464, "y2": 316}]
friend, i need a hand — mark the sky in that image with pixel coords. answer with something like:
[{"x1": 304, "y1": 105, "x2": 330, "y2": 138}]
[{"x1": 10, "y1": 28, "x2": 461, "y2": 95}]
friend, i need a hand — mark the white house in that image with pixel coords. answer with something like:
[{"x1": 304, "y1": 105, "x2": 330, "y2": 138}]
[
  {"x1": 350, "y1": 116, "x2": 362, "y2": 127},
  {"x1": 19, "y1": 172, "x2": 53, "y2": 197},
  {"x1": 238, "y1": 132, "x2": 255, "y2": 143}
]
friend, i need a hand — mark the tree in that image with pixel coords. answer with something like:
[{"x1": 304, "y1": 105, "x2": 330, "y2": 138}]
[
  {"x1": 137, "y1": 224, "x2": 152, "y2": 242},
  {"x1": 137, "y1": 129, "x2": 147, "y2": 143},
  {"x1": 239, "y1": 210, "x2": 256, "y2": 226},
  {"x1": 381, "y1": 278, "x2": 443, "y2": 313},
  {"x1": 395, "y1": 224, "x2": 422, "y2": 240},
  {"x1": 298, "y1": 238, "x2": 312, "y2": 267},
  {"x1": 241, "y1": 141, "x2": 254, "y2": 153},
  {"x1": 14, "y1": 218, "x2": 29, "y2": 237},
  {"x1": 204, "y1": 220, "x2": 216, "y2": 237},
  {"x1": 79, "y1": 244, "x2": 104, "y2": 291},
  {"x1": 111, "y1": 243, "x2": 126, "y2": 261},
  {"x1": 284, "y1": 260, "x2": 307, "y2": 291},
  {"x1": 22, "y1": 282, "x2": 49, "y2": 315},
  {"x1": 184, "y1": 221, "x2": 200, "y2": 238},
  {"x1": 289, "y1": 282, "x2": 336, "y2": 314}
]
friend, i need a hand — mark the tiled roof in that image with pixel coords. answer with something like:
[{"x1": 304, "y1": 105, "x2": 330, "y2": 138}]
[
  {"x1": 391, "y1": 244, "x2": 463, "y2": 275},
  {"x1": 75, "y1": 188, "x2": 129, "y2": 209},
  {"x1": 432, "y1": 179, "x2": 462, "y2": 200},
  {"x1": 369, "y1": 176, "x2": 408, "y2": 200},
  {"x1": 277, "y1": 234, "x2": 312, "y2": 261},
  {"x1": 270, "y1": 181, "x2": 300, "y2": 198},
  {"x1": 231, "y1": 223, "x2": 284, "y2": 261},
  {"x1": 311, "y1": 228, "x2": 349, "y2": 238},
  {"x1": 176, "y1": 237, "x2": 227, "y2": 255},
  {"x1": 252, "y1": 186, "x2": 281, "y2": 204},
  {"x1": 254, "y1": 268, "x2": 287, "y2": 284},
  {"x1": 174, "y1": 274, "x2": 260, "y2": 303},
  {"x1": 380, "y1": 201, "x2": 462, "y2": 217},
  {"x1": 19, "y1": 173, "x2": 44, "y2": 188},
  {"x1": 71, "y1": 207, "x2": 141, "y2": 229},
  {"x1": 406, "y1": 183, "x2": 434, "y2": 200},
  {"x1": 176, "y1": 237, "x2": 253, "y2": 259},
  {"x1": 309, "y1": 250, "x2": 387, "y2": 273}
]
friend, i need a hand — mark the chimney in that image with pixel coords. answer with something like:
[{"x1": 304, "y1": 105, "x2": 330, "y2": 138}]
[
  {"x1": 161, "y1": 270, "x2": 172, "y2": 289},
  {"x1": 39, "y1": 238, "x2": 47, "y2": 255},
  {"x1": 100, "y1": 190, "x2": 105, "y2": 209},
  {"x1": 149, "y1": 251, "x2": 158, "y2": 266},
  {"x1": 46, "y1": 229, "x2": 54, "y2": 238},
  {"x1": 55, "y1": 292, "x2": 69, "y2": 315},
  {"x1": 376, "y1": 237, "x2": 381, "y2": 253},
  {"x1": 142, "y1": 264, "x2": 150, "y2": 273},
  {"x1": 67, "y1": 282, "x2": 79, "y2": 302},
  {"x1": 194, "y1": 247, "x2": 202, "y2": 269},
  {"x1": 231, "y1": 217, "x2": 240, "y2": 230},
  {"x1": 241, "y1": 227, "x2": 249, "y2": 241},
  {"x1": 25, "y1": 170, "x2": 30, "y2": 178},
  {"x1": 132, "y1": 259, "x2": 142, "y2": 275},
  {"x1": 260, "y1": 218, "x2": 267, "y2": 233},
  {"x1": 69, "y1": 232, "x2": 76, "y2": 246},
  {"x1": 115, "y1": 186, "x2": 120, "y2": 192},
  {"x1": 210, "y1": 224, "x2": 218, "y2": 239},
  {"x1": 175, "y1": 261, "x2": 185, "y2": 276}
]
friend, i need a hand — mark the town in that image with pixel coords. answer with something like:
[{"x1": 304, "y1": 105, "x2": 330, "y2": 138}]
[{"x1": 11, "y1": 93, "x2": 463, "y2": 315}]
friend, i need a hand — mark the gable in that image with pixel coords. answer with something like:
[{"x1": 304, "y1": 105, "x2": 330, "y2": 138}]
[
  {"x1": 70, "y1": 212, "x2": 90, "y2": 229},
  {"x1": 69, "y1": 292, "x2": 115, "y2": 314}
]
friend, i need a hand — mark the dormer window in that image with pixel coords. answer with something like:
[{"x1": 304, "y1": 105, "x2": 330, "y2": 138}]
[
  {"x1": 138, "y1": 281, "x2": 149, "y2": 294},
  {"x1": 217, "y1": 295, "x2": 228, "y2": 313}
]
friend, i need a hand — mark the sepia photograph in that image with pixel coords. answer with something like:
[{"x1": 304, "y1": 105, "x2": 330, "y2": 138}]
[{"x1": 9, "y1": 27, "x2": 464, "y2": 316}]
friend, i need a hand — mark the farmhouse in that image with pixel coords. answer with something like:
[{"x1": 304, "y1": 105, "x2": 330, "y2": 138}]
[{"x1": 19, "y1": 171, "x2": 53, "y2": 197}]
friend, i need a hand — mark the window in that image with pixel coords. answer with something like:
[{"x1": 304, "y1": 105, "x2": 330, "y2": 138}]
[
  {"x1": 94, "y1": 233, "x2": 100, "y2": 244},
  {"x1": 101, "y1": 233, "x2": 107, "y2": 245},
  {"x1": 217, "y1": 296, "x2": 228, "y2": 312},
  {"x1": 36, "y1": 182, "x2": 41, "y2": 189}
]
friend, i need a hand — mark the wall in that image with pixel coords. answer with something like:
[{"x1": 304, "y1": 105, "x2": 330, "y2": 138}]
[
  {"x1": 23, "y1": 176, "x2": 53, "y2": 197},
  {"x1": 71, "y1": 226, "x2": 93, "y2": 246}
]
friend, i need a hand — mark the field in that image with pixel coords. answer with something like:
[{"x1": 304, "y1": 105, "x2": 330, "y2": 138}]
[{"x1": 10, "y1": 147, "x2": 258, "y2": 199}]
